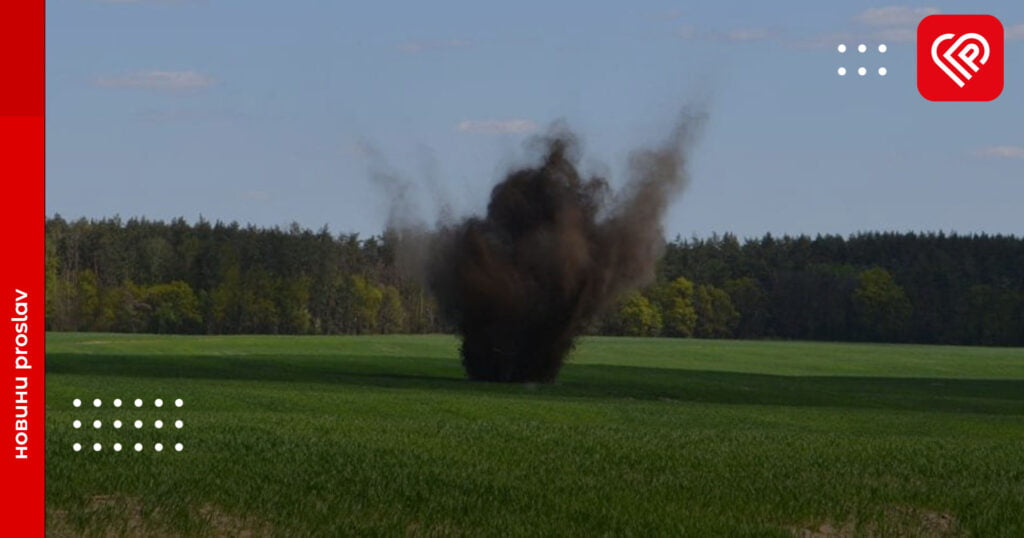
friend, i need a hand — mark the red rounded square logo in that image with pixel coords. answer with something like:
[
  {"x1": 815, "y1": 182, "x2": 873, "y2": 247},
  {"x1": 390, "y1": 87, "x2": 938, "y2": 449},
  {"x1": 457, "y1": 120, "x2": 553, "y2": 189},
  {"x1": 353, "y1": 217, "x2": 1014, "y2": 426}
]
[{"x1": 917, "y1": 14, "x2": 1003, "y2": 101}]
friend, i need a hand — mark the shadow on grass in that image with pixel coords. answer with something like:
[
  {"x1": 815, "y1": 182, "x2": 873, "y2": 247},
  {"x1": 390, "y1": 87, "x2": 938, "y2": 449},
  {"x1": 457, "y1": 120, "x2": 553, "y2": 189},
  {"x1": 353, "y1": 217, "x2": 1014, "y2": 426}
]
[{"x1": 47, "y1": 352, "x2": 1024, "y2": 415}]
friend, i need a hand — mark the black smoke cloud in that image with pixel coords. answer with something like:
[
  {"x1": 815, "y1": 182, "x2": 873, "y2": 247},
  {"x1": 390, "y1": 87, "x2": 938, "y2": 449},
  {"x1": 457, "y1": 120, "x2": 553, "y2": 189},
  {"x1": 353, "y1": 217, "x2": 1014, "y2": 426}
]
[
  {"x1": 376, "y1": 111, "x2": 704, "y2": 381},
  {"x1": 392, "y1": 111, "x2": 704, "y2": 383}
]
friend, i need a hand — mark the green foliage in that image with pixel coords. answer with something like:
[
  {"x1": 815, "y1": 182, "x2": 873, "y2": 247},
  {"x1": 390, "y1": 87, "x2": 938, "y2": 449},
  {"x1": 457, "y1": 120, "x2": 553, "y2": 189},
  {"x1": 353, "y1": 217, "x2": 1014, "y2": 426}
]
[
  {"x1": 43, "y1": 217, "x2": 1024, "y2": 344},
  {"x1": 962, "y1": 284, "x2": 1021, "y2": 346},
  {"x1": 853, "y1": 267, "x2": 912, "y2": 341},
  {"x1": 74, "y1": 269, "x2": 102, "y2": 331},
  {"x1": 610, "y1": 293, "x2": 662, "y2": 336},
  {"x1": 378, "y1": 285, "x2": 406, "y2": 334},
  {"x1": 209, "y1": 262, "x2": 243, "y2": 333},
  {"x1": 348, "y1": 275, "x2": 383, "y2": 334},
  {"x1": 106, "y1": 281, "x2": 148, "y2": 333},
  {"x1": 277, "y1": 277, "x2": 313, "y2": 335},
  {"x1": 142, "y1": 281, "x2": 202, "y2": 333},
  {"x1": 694, "y1": 284, "x2": 739, "y2": 338},
  {"x1": 44, "y1": 238, "x2": 61, "y2": 322},
  {"x1": 723, "y1": 277, "x2": 767, "y2": 338},
  {"x1": 139, "y1": 236, "x2": 173, "y2": 283},
  {"x1": 651, "y1": 276, "x2": 697, "y2": 337},
  {"x1": 240, "y1": 270, "x2": 280, "y2": 334}
]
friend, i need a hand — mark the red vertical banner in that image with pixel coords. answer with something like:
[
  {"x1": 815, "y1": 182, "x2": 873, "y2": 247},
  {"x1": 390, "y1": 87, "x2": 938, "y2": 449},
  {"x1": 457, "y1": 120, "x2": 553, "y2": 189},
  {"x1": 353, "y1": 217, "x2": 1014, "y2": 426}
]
[{"x1": 0, "y1": 1, "x2": 45, "y2": 536}]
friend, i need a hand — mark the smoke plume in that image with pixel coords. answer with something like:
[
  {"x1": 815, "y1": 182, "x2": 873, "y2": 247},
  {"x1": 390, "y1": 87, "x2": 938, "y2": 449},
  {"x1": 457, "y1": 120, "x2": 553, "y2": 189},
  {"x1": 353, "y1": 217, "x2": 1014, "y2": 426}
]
[{"x1": 399, "y1": 111, "x2": 704, "y2": 382}]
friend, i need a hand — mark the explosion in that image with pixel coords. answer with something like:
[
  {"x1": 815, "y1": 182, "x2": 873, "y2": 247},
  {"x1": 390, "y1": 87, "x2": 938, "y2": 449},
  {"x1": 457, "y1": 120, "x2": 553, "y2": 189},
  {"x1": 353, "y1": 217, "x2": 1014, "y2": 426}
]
[{"x1": 423, "y1": 112, "x2": 704, "y2": 382}]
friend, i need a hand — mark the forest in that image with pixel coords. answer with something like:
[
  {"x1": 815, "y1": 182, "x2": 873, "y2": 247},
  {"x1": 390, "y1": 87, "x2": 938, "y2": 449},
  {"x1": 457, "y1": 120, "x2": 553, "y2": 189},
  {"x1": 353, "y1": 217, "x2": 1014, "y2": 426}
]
[{"x1": 44, "y1": 216, "x2": 1024, "y2": 346}]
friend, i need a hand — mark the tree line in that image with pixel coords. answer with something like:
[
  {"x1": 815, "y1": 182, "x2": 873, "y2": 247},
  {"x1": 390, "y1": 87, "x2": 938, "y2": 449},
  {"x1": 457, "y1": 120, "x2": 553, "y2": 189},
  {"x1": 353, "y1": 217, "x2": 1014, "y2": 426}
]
[{"x1": 45, "y1": 216, "x2": 1024, "y2": 346}]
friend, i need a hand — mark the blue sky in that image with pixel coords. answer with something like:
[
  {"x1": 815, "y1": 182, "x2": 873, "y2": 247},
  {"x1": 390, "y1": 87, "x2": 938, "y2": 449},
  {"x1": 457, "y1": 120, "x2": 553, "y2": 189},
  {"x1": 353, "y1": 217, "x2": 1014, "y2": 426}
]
[{"x1": 47, "y1": 1, "x2": 1024, "y2": 239}]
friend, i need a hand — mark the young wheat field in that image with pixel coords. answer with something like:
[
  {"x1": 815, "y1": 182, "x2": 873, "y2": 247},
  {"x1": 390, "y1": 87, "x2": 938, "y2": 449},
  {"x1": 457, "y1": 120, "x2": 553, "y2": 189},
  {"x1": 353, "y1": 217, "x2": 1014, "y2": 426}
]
[{"x1": 47, "y1": 333, "x2": 1024, "y2": 536}]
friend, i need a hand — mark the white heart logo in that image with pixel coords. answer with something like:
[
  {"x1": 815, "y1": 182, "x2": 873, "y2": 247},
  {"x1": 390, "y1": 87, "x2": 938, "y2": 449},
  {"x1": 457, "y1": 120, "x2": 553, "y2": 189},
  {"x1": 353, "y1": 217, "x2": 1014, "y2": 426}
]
[{"x1": 931, "y1": 32, "x2": 990, "y2": 87}]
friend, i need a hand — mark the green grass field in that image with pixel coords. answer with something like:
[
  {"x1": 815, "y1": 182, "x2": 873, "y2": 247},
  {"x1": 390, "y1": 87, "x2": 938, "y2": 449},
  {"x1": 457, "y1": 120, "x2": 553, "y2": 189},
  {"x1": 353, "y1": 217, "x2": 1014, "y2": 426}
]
[{"x1": 46, "y1": 333, "x2": 1024, "y2": 537}]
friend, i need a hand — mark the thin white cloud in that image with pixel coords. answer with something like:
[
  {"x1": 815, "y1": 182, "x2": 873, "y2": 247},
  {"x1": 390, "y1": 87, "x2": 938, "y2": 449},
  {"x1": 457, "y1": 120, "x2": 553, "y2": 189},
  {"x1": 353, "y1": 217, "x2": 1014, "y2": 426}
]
[
  {"x1": 397, "y1": 39, "x2": 471, "y2": 54},
  {"x1": 94, "y1": 70, "x2": 215, "y2": 90},
  {"x1": 869, "y1": 27, "x2": 917, "y2": 43},
  {"x1": 457, "y1": 120, "x2": 538, "y2": 134},
  {"x1": 1007, "y1": 24, "x2": 1024, "y2": 41},
  {"x1": 795, "y1": 6, "x2": 938, "y2": 49},
  {"x1": 786, "y1": 31, "x2": 852, "y2": 50},
  {"x1": 974, "y1": 146, "x2": 1024, "y2": 159},
  {"x1": 855, "y1": 6, "x2": 940, "y2": 26}
]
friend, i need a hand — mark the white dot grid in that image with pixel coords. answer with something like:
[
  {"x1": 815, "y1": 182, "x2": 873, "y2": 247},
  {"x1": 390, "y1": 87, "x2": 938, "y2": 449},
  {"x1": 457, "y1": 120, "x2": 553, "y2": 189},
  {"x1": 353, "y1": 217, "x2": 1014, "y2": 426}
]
[
  {"x1": 70, "y1": 397, "x2": 186, "y2": 453},
  {"x1": 837, "y1": 43, "x2": 887, "y2": 76},
  {"x1": 72, "y1": 397, "x2": 185, "y2": 408}
]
